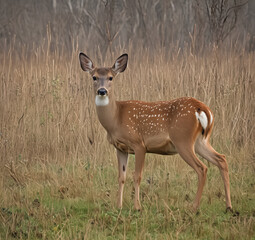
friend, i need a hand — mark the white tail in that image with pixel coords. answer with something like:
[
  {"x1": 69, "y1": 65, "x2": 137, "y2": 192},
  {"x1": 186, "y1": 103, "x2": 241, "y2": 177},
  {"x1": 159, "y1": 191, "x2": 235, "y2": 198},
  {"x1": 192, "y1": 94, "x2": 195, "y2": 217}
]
[{"x1": 79, "y1": 53, "x2": 232, "y2": 212}]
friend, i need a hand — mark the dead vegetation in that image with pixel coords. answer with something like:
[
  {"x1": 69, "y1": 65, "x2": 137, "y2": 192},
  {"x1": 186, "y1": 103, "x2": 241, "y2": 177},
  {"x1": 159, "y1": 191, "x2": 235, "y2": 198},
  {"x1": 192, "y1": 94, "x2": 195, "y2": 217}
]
[{"x1": 0, "y1": 1, "x2": 255, "y2": 239}]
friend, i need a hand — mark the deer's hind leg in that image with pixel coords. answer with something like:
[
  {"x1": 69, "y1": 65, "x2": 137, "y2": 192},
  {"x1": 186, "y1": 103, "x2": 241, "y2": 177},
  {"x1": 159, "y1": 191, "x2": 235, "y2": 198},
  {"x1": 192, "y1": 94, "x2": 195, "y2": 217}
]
[
  {"x1": 195, "y1": 137, "x2": 232, "y2": 210},
  {"x1": 175, "y1": 142, "x2": 208, "y2": 211}
]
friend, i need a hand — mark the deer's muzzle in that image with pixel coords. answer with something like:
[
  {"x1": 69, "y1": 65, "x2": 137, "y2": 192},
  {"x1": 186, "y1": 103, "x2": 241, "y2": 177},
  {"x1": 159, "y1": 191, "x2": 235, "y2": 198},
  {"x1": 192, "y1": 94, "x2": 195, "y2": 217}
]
[{"x1": 97, "y1": 88, "x2": 108, "y2": 96}]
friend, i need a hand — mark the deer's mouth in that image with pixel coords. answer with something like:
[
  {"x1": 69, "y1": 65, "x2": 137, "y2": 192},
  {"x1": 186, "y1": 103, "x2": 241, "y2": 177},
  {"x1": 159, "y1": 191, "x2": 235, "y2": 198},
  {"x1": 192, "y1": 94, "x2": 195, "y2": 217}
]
[{"x1": 95, "y1": 88, "x2": 109, "y2": 106}]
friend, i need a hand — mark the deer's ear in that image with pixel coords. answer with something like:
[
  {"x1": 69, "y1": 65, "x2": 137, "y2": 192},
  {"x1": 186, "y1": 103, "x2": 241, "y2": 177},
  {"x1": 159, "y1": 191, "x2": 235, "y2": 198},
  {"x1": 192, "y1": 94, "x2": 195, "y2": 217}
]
[
  {"x1": 79, "y1": 53, "x2": 94, "y2": 72},
  {"x1": 112, "y1": 54, "x2": 128, "y2": 74}
]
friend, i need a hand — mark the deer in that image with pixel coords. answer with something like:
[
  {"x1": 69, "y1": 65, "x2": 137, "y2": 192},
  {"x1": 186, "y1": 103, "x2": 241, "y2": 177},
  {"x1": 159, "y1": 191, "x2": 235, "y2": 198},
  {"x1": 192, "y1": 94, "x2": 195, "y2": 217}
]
[{"x1": 79, "y1": 53, "x2": 232, "y2": 212}]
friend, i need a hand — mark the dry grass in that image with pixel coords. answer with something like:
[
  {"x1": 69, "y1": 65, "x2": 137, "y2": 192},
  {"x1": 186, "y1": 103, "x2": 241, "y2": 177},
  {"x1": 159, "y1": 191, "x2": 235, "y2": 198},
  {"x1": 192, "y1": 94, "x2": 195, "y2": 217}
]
[{"x1": 0, "y1": 42, "x2": 254, "y2": 239}]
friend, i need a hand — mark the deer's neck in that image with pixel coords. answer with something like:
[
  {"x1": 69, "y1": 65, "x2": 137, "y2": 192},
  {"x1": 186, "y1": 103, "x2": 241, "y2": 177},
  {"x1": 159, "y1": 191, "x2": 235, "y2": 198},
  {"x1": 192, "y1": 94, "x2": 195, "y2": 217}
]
[{"x1": 95, "y1": 95, "x2": 118, "y2": 132}]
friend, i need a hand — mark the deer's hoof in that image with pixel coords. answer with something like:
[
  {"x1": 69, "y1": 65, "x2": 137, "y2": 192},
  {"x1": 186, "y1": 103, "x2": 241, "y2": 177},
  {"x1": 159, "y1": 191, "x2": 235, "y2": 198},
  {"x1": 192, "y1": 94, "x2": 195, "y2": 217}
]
[{"x1": 226, "y1": 207, "x2": 240, "y2": 216}]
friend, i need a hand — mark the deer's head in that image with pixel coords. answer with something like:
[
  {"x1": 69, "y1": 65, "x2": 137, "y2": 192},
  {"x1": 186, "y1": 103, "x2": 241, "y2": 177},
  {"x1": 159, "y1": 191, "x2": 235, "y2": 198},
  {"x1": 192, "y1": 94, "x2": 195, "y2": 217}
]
[{"x1": 79, "y1": 53, "x2": 128, "y2": 106}]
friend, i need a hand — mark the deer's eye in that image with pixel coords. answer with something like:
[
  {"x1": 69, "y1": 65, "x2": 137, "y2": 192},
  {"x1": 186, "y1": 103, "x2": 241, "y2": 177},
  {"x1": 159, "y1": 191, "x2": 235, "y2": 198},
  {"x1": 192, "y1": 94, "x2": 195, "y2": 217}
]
[
  {"x1": 93, "y1": 76, "x2": 97, "y2": 81},
  {"x1": 109, "y1": 77, "x2": 113, "y2": 81}
]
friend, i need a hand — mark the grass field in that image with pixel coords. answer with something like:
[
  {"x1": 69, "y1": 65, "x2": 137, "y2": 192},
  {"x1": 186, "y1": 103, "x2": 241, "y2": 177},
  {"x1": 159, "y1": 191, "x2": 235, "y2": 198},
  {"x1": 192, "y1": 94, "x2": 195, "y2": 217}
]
[{"x1": 0, "y1": 43, "x2": 255, "y2": 239}]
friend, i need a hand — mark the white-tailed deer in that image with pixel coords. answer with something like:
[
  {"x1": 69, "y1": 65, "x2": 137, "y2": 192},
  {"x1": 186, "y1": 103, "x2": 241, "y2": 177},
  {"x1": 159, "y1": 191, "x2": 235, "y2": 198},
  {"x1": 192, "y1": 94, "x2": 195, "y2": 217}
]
[{"x1": 79, "y1": 53, "x2": 232, "y2": 212}]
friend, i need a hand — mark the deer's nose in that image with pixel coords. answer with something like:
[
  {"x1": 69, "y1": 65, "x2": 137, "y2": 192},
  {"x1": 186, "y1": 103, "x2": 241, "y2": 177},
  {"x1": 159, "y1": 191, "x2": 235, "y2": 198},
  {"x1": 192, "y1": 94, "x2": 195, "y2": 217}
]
[{"x1": 97, "y1": 88, "x2": 108, "y2": 96}]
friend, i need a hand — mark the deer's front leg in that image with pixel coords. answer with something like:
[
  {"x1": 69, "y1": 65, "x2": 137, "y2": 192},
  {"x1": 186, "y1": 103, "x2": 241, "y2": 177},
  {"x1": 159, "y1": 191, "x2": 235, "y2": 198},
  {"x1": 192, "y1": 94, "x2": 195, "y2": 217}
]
[
  {"x1": 133, "y1": 148, "x2": 146, "y2": 210},
  {"x1": 117, "y1": 149, "x2": 128, "y2": 208}
]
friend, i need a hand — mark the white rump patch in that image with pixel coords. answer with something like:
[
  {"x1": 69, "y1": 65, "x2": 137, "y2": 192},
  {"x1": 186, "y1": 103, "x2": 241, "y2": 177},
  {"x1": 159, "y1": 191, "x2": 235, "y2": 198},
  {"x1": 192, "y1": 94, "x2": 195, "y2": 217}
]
[
  {"x1": 95, "y1": 95, "x2": 109, "y2": 106},
  {"x1": 195, "y1": 111, "x2": 208, "y2": 130}
]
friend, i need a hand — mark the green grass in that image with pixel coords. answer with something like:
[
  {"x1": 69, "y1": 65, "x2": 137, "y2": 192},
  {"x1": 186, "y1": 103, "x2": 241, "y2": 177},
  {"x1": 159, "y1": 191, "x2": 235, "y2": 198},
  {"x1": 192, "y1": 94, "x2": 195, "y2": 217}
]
[{"x1": 1, "y1": 152, "x2": 254, "y2": 240}]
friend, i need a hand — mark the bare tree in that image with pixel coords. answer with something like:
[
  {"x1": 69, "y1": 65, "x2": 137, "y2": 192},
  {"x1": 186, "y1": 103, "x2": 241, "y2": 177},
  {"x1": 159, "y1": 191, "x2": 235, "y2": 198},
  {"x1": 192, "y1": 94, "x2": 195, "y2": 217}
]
[
  {"x1": 0, "y1": 0, "x2": 253, "y2": 56},
  {"x1": 194, "y1": 0, "x2": 248, "y2": 45}
]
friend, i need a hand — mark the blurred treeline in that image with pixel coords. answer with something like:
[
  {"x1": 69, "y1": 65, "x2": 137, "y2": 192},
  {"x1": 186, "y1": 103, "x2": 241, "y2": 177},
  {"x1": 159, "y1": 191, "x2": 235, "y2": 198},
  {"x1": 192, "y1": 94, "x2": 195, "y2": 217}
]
[{"x1": 0, "y1": 0, "x2": 255, "y2": 57}]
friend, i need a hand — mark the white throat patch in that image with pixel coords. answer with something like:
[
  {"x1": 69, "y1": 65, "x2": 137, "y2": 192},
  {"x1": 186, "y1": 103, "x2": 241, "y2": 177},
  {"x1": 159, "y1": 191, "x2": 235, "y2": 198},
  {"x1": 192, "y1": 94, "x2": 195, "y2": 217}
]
[{"x1": 95, "y1": 95, "x2": 109, "y2": 106}]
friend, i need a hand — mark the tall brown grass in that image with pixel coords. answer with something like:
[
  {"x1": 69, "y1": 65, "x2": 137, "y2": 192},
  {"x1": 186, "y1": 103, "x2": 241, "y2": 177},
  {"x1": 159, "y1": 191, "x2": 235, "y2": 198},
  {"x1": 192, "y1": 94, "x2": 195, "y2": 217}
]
[
  {"x1": 0, "y1": 38, "x2": 254, "y2": 239},
  {"x1": 1, "y1": 41, "x2": 254, "y2": 169}
]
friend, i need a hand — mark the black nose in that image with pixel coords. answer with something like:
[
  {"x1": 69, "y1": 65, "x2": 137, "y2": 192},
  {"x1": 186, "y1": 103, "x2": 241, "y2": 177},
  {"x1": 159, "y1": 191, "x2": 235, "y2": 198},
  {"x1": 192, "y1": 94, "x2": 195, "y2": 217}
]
[{"x1": 97, "y1": 88, "x2": 107, "y2": 96}]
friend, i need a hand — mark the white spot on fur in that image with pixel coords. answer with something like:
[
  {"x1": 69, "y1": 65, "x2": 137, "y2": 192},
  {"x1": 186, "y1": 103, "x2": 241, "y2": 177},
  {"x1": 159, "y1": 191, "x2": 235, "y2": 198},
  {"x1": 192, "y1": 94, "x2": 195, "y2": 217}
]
[
  {"x1": 195, "y1": 111, "x2": 208, "y2": 130},
  {"x1": 95, "y1": 95, "x2": 109, "y2": 106}
]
